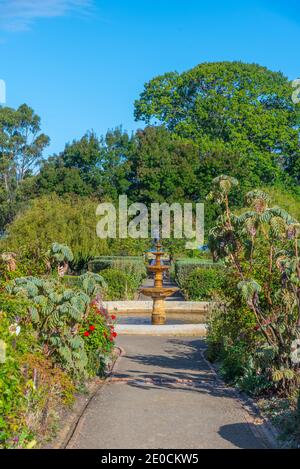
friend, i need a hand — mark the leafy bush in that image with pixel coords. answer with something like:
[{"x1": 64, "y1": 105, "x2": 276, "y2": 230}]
[
  {"x1": 0, "y1": 310, "x2": 76, "y2": 448},
  {"x1": 6, "y1": 277, "x2": 90, "y2": 378},
  {"x1": 0, "y1": 195, "x2": 109, "y2": 267},
  {"x1": 89, "y1": 257, "x2": 146, "y2": 300},
  {"x1": 175, "y1": 258, "x2": 224, "y2": 301},
  {"x1": 0, "y1": 264, "x2": 115, "y2": 448},
  {"x1": 179, "y1": 267, "x2": 226, "y2": 300},
  {"x1": 0, "y1": 312, "x2": 31, "y2": 447},
  {"x1": 79, "y1": 304, "x2": 116, "y2": 376},
  {"x1": 110, "y1": 258, "x2": 146, "y2": 289},
  {"x1": 175, "y1": 258, "x2": 223, "y2": 288},
  {"x1": 88, "y1": 256, "x2": 145, "y2": 272},
  {"x1": 101, "y1": 268, "x2": 138, "y2": 300},
  {"x1": 47, "y1": 242, "x2": 74, "y2": 264},
  {"x1": 206, "y1": 175, "x2": 300, "y2": 398}
]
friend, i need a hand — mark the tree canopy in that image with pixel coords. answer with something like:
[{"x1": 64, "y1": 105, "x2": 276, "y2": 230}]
[
  {"x1": 134, "y1": 61, "x2": 300, "y2": 183},
  {"x1": 0, "y1": 61, "x2": 299, "y2": 248},
  {"x1": 0, "y1": 104, "x2": 49, "y2": 228}
]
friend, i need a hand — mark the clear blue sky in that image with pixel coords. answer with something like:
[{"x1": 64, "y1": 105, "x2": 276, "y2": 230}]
[{"x1": 0, "y1": 0, "x2": 299, "y2": 157}]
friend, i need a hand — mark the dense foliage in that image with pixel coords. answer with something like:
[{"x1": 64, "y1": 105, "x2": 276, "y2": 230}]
[
  {"x1": 0, "y1": 104, "x2": 50, "y2": 229},
  {"x1": 175, "y1": 258, "x2": 222, "y2": 287},
  {"x1": 206, "y1": 175, "x2": 300, "y2": 399},
  {"x1": 101, "y1": 268, "x2": 139, "y2": 301},
  {"x1": 0, "y1": 247, "x2": 116, "y2": 448},
  {"x1": 1, "y1": 60, "x2": 300, "y2": 447},
  {"x1": 0, "y1": 195, "x2": 152, "y2": 269},
  {"x1": 135, "y1": 62, "x2": 300, "y2": 185},
  {"x1": 1, "y1": 61, "x2": 299, "y2": 240},
  {"x1": 178, "y1": 267, "x2": 226, "y2": 301}
]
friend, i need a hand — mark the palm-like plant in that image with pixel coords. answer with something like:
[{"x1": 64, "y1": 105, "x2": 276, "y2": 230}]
[
  {"x1": 208, "y1": 176, "x2": 300, "y2": 394},
  {"x1": 207, "y1": 176, "x2": 243, "y2": 275},
  {"x1": 6, "y1": 276, "x2": 90, "y2": 376},
  {"x1": 47, "y1": 242, "x2": 74, "y2": 277}
]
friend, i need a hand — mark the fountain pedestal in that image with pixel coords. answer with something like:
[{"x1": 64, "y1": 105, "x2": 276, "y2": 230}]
[
  {"x1": 139, "y1": 242, "x2": 179, "y2": 325},
  {"x1": 152, "y1": 298, "x2": 165, "y2": 325}
]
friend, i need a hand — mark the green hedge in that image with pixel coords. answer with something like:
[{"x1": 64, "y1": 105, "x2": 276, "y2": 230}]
[
  {"x1": 179, "y1": 267, "x2": 226, "y2": 301},
  {"x1": 101, "y1": 268, "x2": 138, "y2": 300},
  {"x1": 175, "y1": 258, "x2": 223, "y2": 288},
  {"x1": 175, "y1": 258, "x2": 224, "y2": 301},
  {"x1": 88, "y1": 256, "x2": 146, "y2": 297},
  {"x1": 61, "y1": 275, "x2": 82, "y2": 288},
  {"x1": 88, "y1": 256, "x2": 144, "y2": 272}
]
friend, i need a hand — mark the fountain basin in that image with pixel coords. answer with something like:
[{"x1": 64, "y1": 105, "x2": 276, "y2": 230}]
[
  {"x1": 104, "y1": 300, "x2": 210, "y2": 336},
  {"x1": 103, "y1": 300, "x2": 210, "y2": 315},
  {"x1": 116, "y1": 312, "x2": 207, "y2": 324},
  {"x1": 139, "y1": 287, "x2": 179, "y2": 299},
  {"x1": 115, "y1": 324, "x2": 207, "y2": 336},
  {"x1": 147, "y1": 265, "x2": 169, "y2": 272}
]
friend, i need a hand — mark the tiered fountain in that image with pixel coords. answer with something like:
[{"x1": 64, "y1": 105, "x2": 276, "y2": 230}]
[{"x1": 140, "y1": 242, "x2": 179, "y2": 325}]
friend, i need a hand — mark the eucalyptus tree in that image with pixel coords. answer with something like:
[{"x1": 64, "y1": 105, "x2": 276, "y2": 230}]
[{"x1": 0, "y1": 104, "x2": 49, "y2": 229}]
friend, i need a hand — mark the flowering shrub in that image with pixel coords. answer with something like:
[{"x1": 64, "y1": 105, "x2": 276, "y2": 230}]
[
  {"x1": 0, "y1": 250, "x2": 115, "y2": 448},
  {"x1": 80, "y1": 304, "x2": 117, "y2": 376}
]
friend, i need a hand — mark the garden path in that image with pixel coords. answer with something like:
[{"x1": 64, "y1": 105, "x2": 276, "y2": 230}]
[{"x1": 67, "y1": 336, "x2": 273, "y2": 449}]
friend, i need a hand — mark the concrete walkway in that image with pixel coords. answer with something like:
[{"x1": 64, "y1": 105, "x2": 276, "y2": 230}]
[{"x1": 67, "y1": 336, "x2": 271, "y2": 449}]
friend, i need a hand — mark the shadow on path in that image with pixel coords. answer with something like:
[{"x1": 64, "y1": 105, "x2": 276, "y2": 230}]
[
  {"x1": 67, "y1": 336, "x2": 268, "y2": 449},
  {"x1": 218, "y1": 423, "x2": 262, "y2": 449},
  {"x1": 114, "y1": 337, "x2": 237, "y2": 400}
]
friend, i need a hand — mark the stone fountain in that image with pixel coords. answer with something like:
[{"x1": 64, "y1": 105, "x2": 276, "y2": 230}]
[{"x1": 140, "y1": 242, "x2": 179, "y2": 325}]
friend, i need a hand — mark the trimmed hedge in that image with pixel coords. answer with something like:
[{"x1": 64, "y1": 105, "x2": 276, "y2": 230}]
[
  {"x1": 175, "y1": 258, "x2": 223, "y2": 288},
  {"x1": 88, "y1": 256, "x2": 144, "y2": 272},
  {"x1": 101, "y1": 268, "x2": 137, "y2": 300},
  {"x1": 179, "y1": 267, "x2": 226, "y2": 301},
  {"x1": 175, "y1": 258, "x2": 224, "y2": 301},
  {"x1": 88, "y1": 256, "x2": 146, "y2": 300}
]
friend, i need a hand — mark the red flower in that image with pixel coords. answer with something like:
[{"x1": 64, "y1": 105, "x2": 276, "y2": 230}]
[
  {"x1": 253, "y1": 325, "x2": 260, "y2": 331},
  {"x1": 84, "y1": 331, "x2": 90, "y2": 337},
  {"x1": 111, "y1": 315, "x2": 116, "y2": 320},
  {"x1": 112, "y1": 331, "x2": 117, "y2": 338},
  {"x1": 89, "y1": 325, "x2": 95, "y2": 331}
]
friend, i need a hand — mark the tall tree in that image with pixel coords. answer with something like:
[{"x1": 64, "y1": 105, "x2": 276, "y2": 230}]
[
  {"x1": 35, "y1": 128, "x2": 132, "y2": 201},
  {"x1": 0, "y1": 104, "x2": 49, "y2": 228},
  {"x1": 128, "y1": 126, "x2": 200, "y2": 204},
  {"x1": 134, "y1": 61, "x2": 300, "y2": 183}
]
